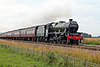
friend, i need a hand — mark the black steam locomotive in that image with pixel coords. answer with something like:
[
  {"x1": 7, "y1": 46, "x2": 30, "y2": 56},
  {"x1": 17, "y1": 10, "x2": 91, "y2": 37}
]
[{"x1": 0, "y1": 19, "x2": 83, "y2": 45}]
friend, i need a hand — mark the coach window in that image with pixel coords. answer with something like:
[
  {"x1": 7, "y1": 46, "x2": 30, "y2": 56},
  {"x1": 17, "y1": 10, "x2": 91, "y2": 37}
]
[
  {"x1": 22, "y1": 30, "x2": 24, "y2": 34},
  {"x1": 24, "y1": 30, "x2": 25, "y2": 34},
  {"x1": 29, "y1": 29, "x2": 30, "y2": 34},
  {"x1": 30, "y1": 29, "x2": 31, "y2": 34},
  {"x1": 33, "y1": 28, "x2": 35, "y2": 33},
  {"x1": 23, "y1": 30, "x2": 25, "y2": 34},
  {"x1": 31, "y1": 29, "x2": 32, "y2": 34},
  {"x1": 31, "y1": 29, "x2": 33, "y2": 34},
  {"x1": 22, "y1": 30, "x2": 23, "y2": 34},
  {"x1": 27, "y1": 30, "x2": 28, "y2": 34},
  {"x1": 28, "y1": 29, "x2": 30, "y2": 34},
  {"x1": 27, "y1": 30, "x2": 29, "y2": 34}
]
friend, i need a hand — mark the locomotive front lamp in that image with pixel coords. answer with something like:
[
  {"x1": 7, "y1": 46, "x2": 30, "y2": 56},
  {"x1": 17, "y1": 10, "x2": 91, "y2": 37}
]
[{"x1": 70, "y1": 37, "x2": 72, "y2": 39}]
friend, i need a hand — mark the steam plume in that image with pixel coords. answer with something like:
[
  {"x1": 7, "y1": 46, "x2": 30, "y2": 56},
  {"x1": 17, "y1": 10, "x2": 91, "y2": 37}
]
[{"x1": 18, "y1": 0, "x2": 72, "y2": 27}]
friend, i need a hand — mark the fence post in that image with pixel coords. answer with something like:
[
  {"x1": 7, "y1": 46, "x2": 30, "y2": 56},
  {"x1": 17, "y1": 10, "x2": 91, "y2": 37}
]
[
  {"x1": 10, "y1": 45, "x2": 12, "y2": 51},
  {"x1": 22, "y1": 47, "x2": 23, "y2": 52},
  {"x1": 22, "y1": 47, "x2": 23, "y2": 53},
  {"x1": 37, "y1": 50, "x2": 38, "y2": 55},
  {"x1": 5, "y1": 44, "x2": 7, "y2": 49},
  {"x1": 17, "y1": 47, "x2": 19, "y2": 53},
  {"x1": 4, "y1": 44, "x2": 6, "y2": 48},
  {"x1": 13, "y1": 46, "x2": 15, "y2": 53},
  {"x1": 25, "y1": 48, "x2": 27, "y2": 55},
  {"x1": 46, "y1": 52, "x2": 48, "y2": 62},
  {"x1": 65, "y1": 55, "x2": 68, "y2": 67},
  {"x1": 86, "y1": 62, "x2": 88, "y2": 67},
  {"x1": 29, "y1": 48, "x2": 31, "y2": 54},
  {"x1": 66, "y1": 55, "x2": 68, "y2": 61},
  {"x1": 26, "y1": 48, "x2": 29, "y2": 55},
  {"x1": 73, "y1": 58, "x2": 76, "y2": 67},
  {"x1": 33, "y1": 49, "x2": 35, "y2": 56},
  {"x1": 41, "y1": 50, "x2": 43, "y2": 58},
  {"x1": 7, "y1": 44, "x2": 9, "y2": 48}
]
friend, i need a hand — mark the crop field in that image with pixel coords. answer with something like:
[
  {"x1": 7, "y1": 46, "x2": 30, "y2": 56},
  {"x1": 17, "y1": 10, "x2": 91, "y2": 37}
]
[
  {"x1": 0, "y1": 39, "x2": 100, "y2": 67},
  {"x1": 81, "y1": 38, "x2": 100, "y2": 45}
]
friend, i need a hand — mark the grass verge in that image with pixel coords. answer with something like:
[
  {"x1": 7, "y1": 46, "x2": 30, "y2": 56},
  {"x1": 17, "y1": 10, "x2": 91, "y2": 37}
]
[
  {"x1": 0, "y1": 44, "x2": 49, "y2": 67},
  {"x1": 0, "y1": 44, "x2": 97, "y2": 67}
]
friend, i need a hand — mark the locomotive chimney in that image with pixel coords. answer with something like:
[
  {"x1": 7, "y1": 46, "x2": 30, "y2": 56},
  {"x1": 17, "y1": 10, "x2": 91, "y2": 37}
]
[{"x1": 69, "y1": 19, "x2": 73, "y2": 22}]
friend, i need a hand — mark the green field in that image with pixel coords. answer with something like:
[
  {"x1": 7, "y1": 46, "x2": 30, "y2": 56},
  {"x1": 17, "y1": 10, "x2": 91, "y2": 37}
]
[{"x1": 0, "y1": 45, "x2": 49, "y2": 67}]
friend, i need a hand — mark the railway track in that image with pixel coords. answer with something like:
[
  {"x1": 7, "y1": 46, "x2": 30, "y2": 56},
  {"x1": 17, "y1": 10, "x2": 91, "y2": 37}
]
[
  {"x1": 35, "y1": 42, "x2": 100, "y2": 51},
  {"x1": 1, "y1": 39, "x2": 100, "y2": 51}
]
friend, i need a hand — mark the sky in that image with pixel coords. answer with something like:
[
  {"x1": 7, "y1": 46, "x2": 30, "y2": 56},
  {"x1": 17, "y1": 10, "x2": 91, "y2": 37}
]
[{"x1": 0, "y1": 0, "x2": 100, "y2": 36}]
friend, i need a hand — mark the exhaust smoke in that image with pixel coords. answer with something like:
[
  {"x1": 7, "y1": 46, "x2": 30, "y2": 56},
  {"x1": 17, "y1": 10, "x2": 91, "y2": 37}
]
[{"x1": 17, "y1": 0, "x2": 72, "y2": 27}]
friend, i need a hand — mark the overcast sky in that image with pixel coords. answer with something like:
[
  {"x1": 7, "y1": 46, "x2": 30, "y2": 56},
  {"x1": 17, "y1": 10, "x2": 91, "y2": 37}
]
[{"x1": 0, "y1": 0, "x2": 100, "y2": 36}]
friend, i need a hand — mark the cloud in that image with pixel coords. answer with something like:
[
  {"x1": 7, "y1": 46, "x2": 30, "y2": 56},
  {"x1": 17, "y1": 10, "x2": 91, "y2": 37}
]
[
  {"x1": 0, "y1": 5, "x2": 31, "y2": 18},
  {"x1": 0, "y1": 0, "x2": 33, "y2": 32}
]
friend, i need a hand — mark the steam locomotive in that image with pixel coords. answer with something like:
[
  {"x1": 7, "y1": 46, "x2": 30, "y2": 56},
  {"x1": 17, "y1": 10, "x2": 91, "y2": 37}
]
[{"x1": 0, "y1": 19, "x2": 83, "y2": 45}]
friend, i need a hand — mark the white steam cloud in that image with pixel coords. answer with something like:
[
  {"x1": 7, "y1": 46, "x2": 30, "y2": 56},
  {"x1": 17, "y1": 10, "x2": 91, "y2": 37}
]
[{"x1": 17, "y1": 0, "x2": 72, "y2": 28}]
